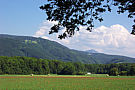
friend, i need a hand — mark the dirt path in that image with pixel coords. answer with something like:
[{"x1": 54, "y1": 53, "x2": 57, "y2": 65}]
[{"x1": 0, "y1": 76, "x2": 135, "y2": 80}]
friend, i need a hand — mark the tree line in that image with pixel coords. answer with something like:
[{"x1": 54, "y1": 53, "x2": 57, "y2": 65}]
[{"x1": 0, "y1": 56, "x2": 135, "y2": 76}]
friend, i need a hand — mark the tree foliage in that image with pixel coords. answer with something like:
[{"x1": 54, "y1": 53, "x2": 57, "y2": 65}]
[
  {"x1": 40, "y1": 0, "x2": 135, "y2": 39},
  {"x1": 109, "y1": 67, "x2": 119, "y2": 76},
  {"x1": 58, "y1": 63, "x2": 76, "y2": 75},
  {"x1": 0, "y1": 56, "x2": 135, "y2": 76}
]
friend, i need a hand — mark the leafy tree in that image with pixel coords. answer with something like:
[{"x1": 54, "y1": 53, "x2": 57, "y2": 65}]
[
  {"x1": 76, "y1": 71, "x2": 86, "y2": 75},
  {"x1": 55, "y1": 61, "x2": 65, "y2": 74},
  {"x1": 119, "y1": 71, "x2": 127, "y2": 76},
  {"x1": 0, "y1": 60, "x2": 3, "y2": 74},
  {"x1": 58, "y1": 63, "x2": 75, "y2": 75},
  {"x1": 97, "y1": 68, "x2": 104, "y2": 74},
  {"x1": 41, "y1": 60, "x2": 50, "y2": 74},
  {"x1": 109, "y1": 67, "x2": 119, "y2": 76},
  {"x1": 40, "y1": 0, "x2": 135, "y2": 39},
  {"x1": 48, "y1": 60, "x2": 56, "y2": 74},
  {"x1": 85, "y1": 64, "x2": 98, "y2": 73},
  {"x1": 74, "y1": 62, "x2": 85, "y2": 72},
  {"x1": 0, "y1": 69, "x2": 2, "y2": 74},
  {"x1": 129, "y1": 65, "x2": 135, "y2": 76}
]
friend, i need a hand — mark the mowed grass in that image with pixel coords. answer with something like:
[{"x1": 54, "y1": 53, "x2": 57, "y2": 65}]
[{"x1": 0, "y1": 74, "x2": 135, "y2": 90}]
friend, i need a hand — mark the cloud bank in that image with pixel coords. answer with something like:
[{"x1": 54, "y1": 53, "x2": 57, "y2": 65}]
[{"x1": 34, "y1": 20, "x2": 135, "y2": 58}]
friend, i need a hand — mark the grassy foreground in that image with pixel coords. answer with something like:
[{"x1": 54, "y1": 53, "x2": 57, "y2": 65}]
[{"x1": 0, "y1": 74, "x2": 135, "y2": 90}]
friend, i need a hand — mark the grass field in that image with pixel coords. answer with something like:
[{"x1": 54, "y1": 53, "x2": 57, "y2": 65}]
[{"x1": 0, "y1": 74, "x2": 135, "y2": 90}]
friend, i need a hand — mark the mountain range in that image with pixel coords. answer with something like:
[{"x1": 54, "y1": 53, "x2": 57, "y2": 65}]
[
  {"x1": 0, "y1": 34, "x2": 135, "y2": 64},
  {"x1": 85, "y1": 49, "x2": 99, "y2": 53}
]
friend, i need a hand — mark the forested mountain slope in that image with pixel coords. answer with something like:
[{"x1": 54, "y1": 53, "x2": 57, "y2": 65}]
[
  {"x1": 0, "y1": 34, "x2": 135, "y2": 64},
  {"x1": 0, "y1": 34, "x2": 96, "y2": 63},
  {"x1": 89, "y1": 53, "x2": 135, "y2": 64}
]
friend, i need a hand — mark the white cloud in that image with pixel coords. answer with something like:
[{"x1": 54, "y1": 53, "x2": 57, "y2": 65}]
[
  {"x1": 35, "y1": 20, "x2": 58, "y2": 37},
  {"x1": 34, "y1": 20, "x2": 135, "y2": 58}
]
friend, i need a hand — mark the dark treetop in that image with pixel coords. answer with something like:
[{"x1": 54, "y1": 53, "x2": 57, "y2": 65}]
[{"x1": 40, "y1": 0, "x2": 135, "y2": 39}]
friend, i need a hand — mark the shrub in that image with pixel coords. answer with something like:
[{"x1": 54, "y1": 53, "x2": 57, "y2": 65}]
[{"x1": 76, "y1": 71, "x2": 86, "y2": 75}]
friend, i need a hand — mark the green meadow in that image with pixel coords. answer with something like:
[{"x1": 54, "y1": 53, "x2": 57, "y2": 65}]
[{"x1": 0, "y1": 74, "x2": 135, "y2": 90}]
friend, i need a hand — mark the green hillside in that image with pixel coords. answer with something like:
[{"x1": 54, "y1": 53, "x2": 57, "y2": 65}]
[
  {"x1": 0, "y1": 34, "x2": 96, "y2": 63},
  {"x1": 89, "y1": 53, "x2": 135, "y2": 64},
  {"x1": 0, "y1": 34, "x2": 135, "y2": 64}
]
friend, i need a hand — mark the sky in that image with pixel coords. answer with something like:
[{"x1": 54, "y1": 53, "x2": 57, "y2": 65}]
[{"x1": 0, "y1": 0, "x2": 135, "y2": 58}]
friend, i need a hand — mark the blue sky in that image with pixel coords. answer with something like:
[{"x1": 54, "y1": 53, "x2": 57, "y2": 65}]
[
  {"x1": 0, "y1": 0, "x2": 135, "y2": 58},
  {"x1": 0, "y1": 0, "x2": 46, "y2": 36},
  {"x1": 0, "y1": 0, "x2": 134, "y2": 35}
]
